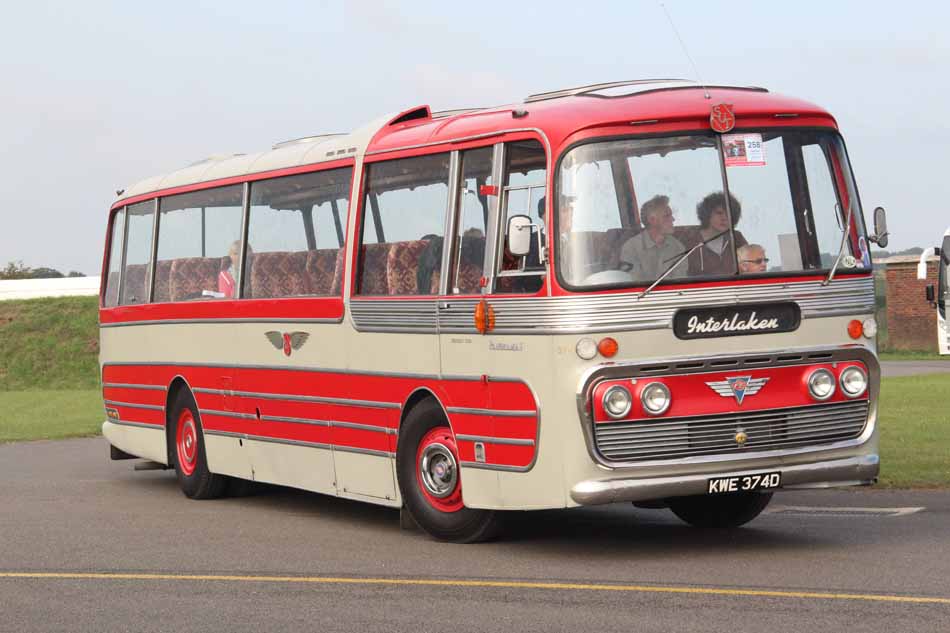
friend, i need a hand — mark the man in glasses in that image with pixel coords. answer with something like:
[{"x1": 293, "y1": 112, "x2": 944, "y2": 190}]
[{"x1": 738, "y1": 244, "x2": 769, "y2": 273}]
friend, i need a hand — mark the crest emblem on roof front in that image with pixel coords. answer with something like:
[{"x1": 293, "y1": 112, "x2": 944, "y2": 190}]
[{"x1": 710, "y1": 103, "x2": 736, "y2": 133}]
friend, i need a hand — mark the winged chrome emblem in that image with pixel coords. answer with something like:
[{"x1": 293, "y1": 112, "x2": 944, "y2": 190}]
[
  {"x1": 705, "y1": 375, "x2": 769, "y2": 405},
  {"x1": 265, "y1": 331, "x2": 310, "y2": 357}
]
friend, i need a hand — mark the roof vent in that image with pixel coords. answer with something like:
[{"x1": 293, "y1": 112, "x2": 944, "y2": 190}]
[
  {"x1": 272, "y1": 133, "x2": 346, "y2": 150},
  {"x1": 388, "y1": 105, "x2": 431, "y2": 126}
]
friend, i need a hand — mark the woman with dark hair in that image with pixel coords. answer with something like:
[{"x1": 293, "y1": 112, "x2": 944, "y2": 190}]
[{"x1": 681, "y1": 191, "x2": 748, "y2": 276}]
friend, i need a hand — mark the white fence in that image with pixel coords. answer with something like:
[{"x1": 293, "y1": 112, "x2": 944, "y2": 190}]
[{"x1": 0, "y1": 276, "x2": 100, "y2": 300}]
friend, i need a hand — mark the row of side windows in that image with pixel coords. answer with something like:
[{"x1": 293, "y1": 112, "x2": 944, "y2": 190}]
[
  {"x1": 103, "y1": 139, "x2": 547, "y2": 307},
  {"x1": 104, "y1": 168, "x2": 351, "y2": 307}
]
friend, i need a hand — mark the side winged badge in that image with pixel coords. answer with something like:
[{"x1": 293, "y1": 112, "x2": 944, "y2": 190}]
[{"x1": 265, "y1": 331, "x2": 310, "y2": 357}]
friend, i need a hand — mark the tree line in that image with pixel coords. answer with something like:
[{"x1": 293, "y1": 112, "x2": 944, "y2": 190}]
[{"x1": 1, "y1": 261, "x2": 85, "y2": 280}]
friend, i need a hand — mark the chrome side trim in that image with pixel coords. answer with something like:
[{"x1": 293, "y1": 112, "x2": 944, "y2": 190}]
[
  {"x1": 103, "y1": 400, "x2": 164, "y2": 412},
  {"x1": 102, "y1": 383, "x2": 168, "y2": 391},
  {"x1": 446, "y1": 406, "x2": 536, "y2": 418},
  {"x1": 333, "y1": 445, "x2": 395, "y2": 458},
  {"x1": 455, "y1": 434, "x2": 534, "y2": 446},
  {"x1": 259, "y1": 414, "x2": 330, "y2": 427},
  {"x1": 575, "y1": 345, "x2": 880, "y2": 470},
  {"x1": 194, "y1": 387, "x2": 400, "y2": 410},
  {"x1": 102, "y1": 361, "x2": 521, "y2": 383},
  {"x1": 570, "y1": 454, "x2": 879, "y2": 505},
  {"x1": 107, "y1": 419, "x2": 164, "y2": 430},
  {"x1": 459, "y1": 461, "x2": 530, "y2": 473},
  {"x1": 332, "y1": 420, "x2": 396, "y2": 435},
  {"x1": 199, "y1": 409, "x2": 257, "y2": 420},
  {"x1": 350, "y1": 277, "x2": 874, "y2": 334},
  {"x1": 101, "y1": 316, "x2": 343, "y2": 328}
]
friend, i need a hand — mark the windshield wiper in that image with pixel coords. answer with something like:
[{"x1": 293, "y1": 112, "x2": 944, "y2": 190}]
[
  {"x1": 636, "y1": 229, "x2": 730, "y2": 300},
  {"x1": 823, "y1": 202, "x2": 854, "y2": 286}
]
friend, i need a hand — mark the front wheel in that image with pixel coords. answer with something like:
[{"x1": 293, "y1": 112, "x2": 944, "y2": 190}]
[
  {"x1": 396, "y1": 399, "x2": 500, "y2": 543},
  {"x1": 168, "y1": 389, "x2": 227, "y2": 499},
  {"x1": 668, "y1": 491, "x2": 773, "y2": 528}
]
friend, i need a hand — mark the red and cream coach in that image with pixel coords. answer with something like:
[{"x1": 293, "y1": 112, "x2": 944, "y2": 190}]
[{"x1": 100, "y1": 79, "x2": 888, "y2": 541}]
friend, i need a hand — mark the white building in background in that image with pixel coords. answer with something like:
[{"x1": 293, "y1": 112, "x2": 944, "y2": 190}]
[{"x1": 0, "y1": 276, "x2": 100, "y2": 300}]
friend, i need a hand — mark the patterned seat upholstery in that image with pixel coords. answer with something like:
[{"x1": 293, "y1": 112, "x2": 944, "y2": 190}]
[
  {"x1": 104, "y1": 271, "x2": 120, "y2": 307},
  {"x1": 120, "y1": 264, "x2": 148, "y2": 305},
  {"x1": 169, "y1": 257, "x2": 222, "y2": 302},
  {"x1": 306, "y1": 248, "x2": 342, "y2": 296},
  {"x1": 387, "y1": 240, "x2": 432, "y2": 295},
  {"x1": 358, "y1": 243, "x2": 391, "y2": 295},
  {"x1": 249, "y1": 251, "x2": 311, "y2": 299},
  {"x1": 153, "y1": 259, "x2": 174, "y2": 303}
]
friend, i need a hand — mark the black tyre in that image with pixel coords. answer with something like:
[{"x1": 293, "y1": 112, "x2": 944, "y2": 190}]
[
  {"x1": 396, "y1": 399, "x2": 500, "y2": 543},
  {"x1": 167, "y1": 389, "x2": 227, "y2": 500},
  {"x1": 668, "y1": 491, "x2": 773, "y2": 528}
]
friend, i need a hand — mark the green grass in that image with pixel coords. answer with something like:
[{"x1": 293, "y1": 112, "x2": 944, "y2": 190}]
[
  {"x1": 877, "y1": 374, "x2": 950, "y2": 487},
  {"x1": 0, "y1": 389, "x2": 103, "y2": 442},
  {"x1": 879, "y1": 350, "x2": 949, "y2": 362},
  {"x1": 0, "y1": 296, "x2": 100, "y2": 390}
]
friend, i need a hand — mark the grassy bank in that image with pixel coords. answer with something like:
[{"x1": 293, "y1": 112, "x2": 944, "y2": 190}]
[
  {"x1": 878, "y1": 350, "x2": 949, "y2": 362},
  {"x1": 0, "y1": 389, "x2": 103, "y2": 442},
  {"x1": 877, "y1": 374, "x2": 950, "y2": 487},
  {"x1": 0, "y1": 296, "x2": 100, "y2": 390}
]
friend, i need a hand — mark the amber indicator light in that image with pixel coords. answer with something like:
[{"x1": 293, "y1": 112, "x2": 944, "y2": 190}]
[
  {"x1": 597, "y1": 337, "x2": 619, "y2": 358},
  {"x1": 847, "y1": 320, "x2": 863, "y2": 340}
]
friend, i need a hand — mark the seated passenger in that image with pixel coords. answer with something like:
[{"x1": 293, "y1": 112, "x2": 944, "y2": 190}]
[
  {"x1": 680, "y1": 192, "x2": 747, "y2": 276},
  {"x1": 218, "y1": 241, "x2": 252, "y2": 298},
  {"x1": 619, "y1": 195, "x2": 687, "y2": 281},
  {"x1": 738, "y1": 243, "x2": 769, "y2": 273}
]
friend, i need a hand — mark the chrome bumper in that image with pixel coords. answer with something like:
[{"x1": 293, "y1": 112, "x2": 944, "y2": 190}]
[{"x1": 569, "y1": 454, "x2": 879, "y2": 506}]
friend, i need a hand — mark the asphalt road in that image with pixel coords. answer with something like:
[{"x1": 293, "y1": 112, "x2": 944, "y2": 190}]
[
  {"x1": 1, "y1": 438, "x2": 948, "y2": 633},
  {"x1": 880, "y1": 360, "x2": 950, "y2": 377}
]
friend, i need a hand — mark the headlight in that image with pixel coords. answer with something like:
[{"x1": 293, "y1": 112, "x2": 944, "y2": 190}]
[
  {"x1": 640, "y1": 382, "x2": 671, "y2": 416},
  {"x1": 602, "y1": 386, "x2": 632, "y2": 419},
  {"x1": 840, "y1": 366, "x2": 868, "y2": 398},
  {"x1": 807, "y1": 369, "x2": 836, "y2": 401}
]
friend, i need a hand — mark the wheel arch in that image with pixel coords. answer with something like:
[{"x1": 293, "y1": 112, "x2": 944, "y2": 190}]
[
  {"x1": 399, "y1": 387, "x2": 454, "y2": 437},
  {"x1": 164, "y1": 374, "x2": 195, "y2": 464}
]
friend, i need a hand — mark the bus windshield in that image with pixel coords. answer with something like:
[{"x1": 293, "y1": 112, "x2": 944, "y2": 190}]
[{"x1": 556, "y1": 130, "x2": 869, "y2": 290}]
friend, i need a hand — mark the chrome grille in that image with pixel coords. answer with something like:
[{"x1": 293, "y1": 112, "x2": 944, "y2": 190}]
[{"x1": 593, "y1": 400, "x2": 869, "y2": 462}]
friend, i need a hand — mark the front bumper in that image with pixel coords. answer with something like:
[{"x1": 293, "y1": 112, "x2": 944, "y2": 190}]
[{"x1": 570, "y1": 453, "x2": 879, "y2": 505}]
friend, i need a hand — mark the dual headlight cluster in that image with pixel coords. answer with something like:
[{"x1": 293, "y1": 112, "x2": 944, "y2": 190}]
[
  {"x1": 602, "y1": 382, "x2": 671, "y2": 419},
  {"x1": 806, "y1": 366, "x2": 868, "y2": 401}
]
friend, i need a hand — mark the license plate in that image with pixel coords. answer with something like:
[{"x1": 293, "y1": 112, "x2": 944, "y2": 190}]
[{"x1": 707, "y1": 471, "x2": 781, "y2": 495}]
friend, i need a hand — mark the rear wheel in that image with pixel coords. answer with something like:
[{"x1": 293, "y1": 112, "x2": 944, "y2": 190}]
[
  {"x1": 668, "y1": 491, "x2": 773, "y2": 528},
  {"x1": 168, "y1": 389, "x2": 227, "y2": 499},
  {"x1": 396, "y1": 399, "x2": 500, "y2": 543}
]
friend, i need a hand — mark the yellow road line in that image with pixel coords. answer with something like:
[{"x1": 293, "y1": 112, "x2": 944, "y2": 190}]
[{"x1": 1, "y1": 572, "x2": 948, "y2": 605}]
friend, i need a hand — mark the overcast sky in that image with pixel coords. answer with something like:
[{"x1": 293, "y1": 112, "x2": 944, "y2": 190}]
[{"x1": 1, "y1": 0, "x2": 946, "y2": 275}]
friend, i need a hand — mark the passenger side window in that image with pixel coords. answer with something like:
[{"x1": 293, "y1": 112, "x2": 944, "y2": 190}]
[
  {"x1": 119, "y1": 201, "x2": 155, "y2": 305},
  {"x1": 496, "y1": 140, "x2": 546, "y2": 294},
  {"x1": 155, "y1": 186, "x2": 243, "y2": 302},
  {"x1": 359, "y1": 154, "x2": 449, "y2": 296},
  {"x1": 451, "y1": 148, "x2": 492, "y2": 295},
  {"x1": 103, "y1": 208, "x2": 125, "y2": 308},
  {"x1": 244, "y1": 167, "x2": 352, "y2": 299}
]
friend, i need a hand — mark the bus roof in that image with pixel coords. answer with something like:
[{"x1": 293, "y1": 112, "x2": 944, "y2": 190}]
[{"x1": 114, "y1": 79, "x2": 835, "y2": 207}]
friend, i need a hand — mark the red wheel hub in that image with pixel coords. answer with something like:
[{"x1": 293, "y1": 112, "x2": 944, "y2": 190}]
[
  {"x1": 176, "y1": 410, "x2": 198, "y2": 476},
  {"x1": 416, "y1": 427, "x2": 463, "y2": 513}
]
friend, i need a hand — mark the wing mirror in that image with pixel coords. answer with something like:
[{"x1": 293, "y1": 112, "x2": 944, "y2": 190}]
[
  {"x1": 506, "y1": 214, "x2": 533, "y2": 257},
  {"x1": 869, "y1": 206, "x2": 889, "y2": 248}
]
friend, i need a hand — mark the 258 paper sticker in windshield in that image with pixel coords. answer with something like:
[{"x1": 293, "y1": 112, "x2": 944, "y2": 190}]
[{"x1": 723, "y1": 133, "x2": 766, "y2": 167}]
